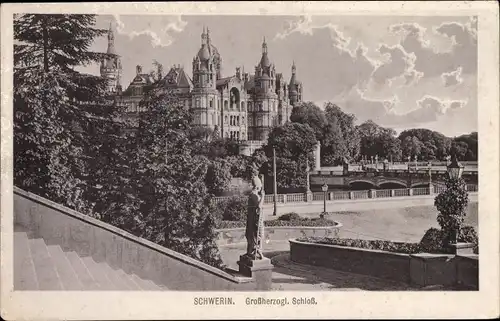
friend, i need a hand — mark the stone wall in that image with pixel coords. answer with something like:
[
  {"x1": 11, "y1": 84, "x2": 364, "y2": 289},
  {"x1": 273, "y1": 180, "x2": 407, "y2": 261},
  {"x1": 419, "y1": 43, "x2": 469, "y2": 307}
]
[
  {"x1": 290, "y1": 239, "x2": 479, "y2": 289},
  {"x1": 14, "y1": 187, "x2": 269, "y2": 291}
]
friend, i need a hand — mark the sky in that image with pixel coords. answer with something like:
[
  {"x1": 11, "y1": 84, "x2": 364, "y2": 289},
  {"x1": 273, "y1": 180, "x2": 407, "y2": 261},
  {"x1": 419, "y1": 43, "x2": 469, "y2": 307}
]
[{"x1": 83, "y1": 14, "x2": 478, "y2": 137}]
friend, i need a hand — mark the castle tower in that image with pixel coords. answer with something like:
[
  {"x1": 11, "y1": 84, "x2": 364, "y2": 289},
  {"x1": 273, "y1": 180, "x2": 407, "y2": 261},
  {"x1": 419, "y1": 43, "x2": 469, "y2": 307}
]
[
  {"x1": 251, "y1": 37, "x2": 279, "y2": 141},
  {"x1": 288, "y1": 61, "x2": 302, "y2": 107},
  {"x1": 100, "y1": 22, "x2": 122, "y2": 94},
  {"x1": 191, "y1": 26, "x2": 220, "y2": 129}
]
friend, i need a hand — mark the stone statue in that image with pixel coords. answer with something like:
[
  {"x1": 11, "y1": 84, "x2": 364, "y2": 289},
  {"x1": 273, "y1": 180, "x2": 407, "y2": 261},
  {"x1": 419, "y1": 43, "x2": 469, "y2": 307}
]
[{"x1": 245, "y1": 175, "x2": 265, "y2": 260}]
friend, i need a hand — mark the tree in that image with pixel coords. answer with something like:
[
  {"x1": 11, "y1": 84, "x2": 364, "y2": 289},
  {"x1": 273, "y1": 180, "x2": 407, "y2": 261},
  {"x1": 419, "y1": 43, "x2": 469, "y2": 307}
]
[
  {"x1": 262, "y1": 123, "x2": 316, "y2": 191},
  {"x1": 434, "y1": 176, "x2": 469, "y2": 246},
  {"x1": 324, "y1": 103, "x2": 360, "y2": 162},
  {"x1": 130, "y1": 87, "x2": 224, "y2": 268},
  {"x1": 399, "y1": 128, "x2": 452, "y2": 160},
  {"x1": 290, "y1": 102, "x2": 327, "y2": 141},
  {"x1": 357, "y1": 120, "x2": 400, "y2": 161},
  {"x1": 453, "y1": 132, "x2": 478, "y2": 161},
  {"x1": 14, "y1": 14, "x2": 110, "y2": 213}
]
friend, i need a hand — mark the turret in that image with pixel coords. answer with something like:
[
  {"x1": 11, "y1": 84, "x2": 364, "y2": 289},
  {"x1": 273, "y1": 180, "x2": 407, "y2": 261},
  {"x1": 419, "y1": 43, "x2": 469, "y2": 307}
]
[
  {"x1": 289, "y1": 61, "x2": 302, "y2": 106},
  {"x1": 100, "y1": 21, "x2": 122, "y2": 94}
]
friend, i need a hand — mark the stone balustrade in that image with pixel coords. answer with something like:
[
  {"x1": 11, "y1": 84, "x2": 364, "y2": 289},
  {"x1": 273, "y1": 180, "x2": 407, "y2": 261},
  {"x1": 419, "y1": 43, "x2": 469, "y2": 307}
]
[{"x1": 212, "y1": 184, "x2": 479, "y2": 205}]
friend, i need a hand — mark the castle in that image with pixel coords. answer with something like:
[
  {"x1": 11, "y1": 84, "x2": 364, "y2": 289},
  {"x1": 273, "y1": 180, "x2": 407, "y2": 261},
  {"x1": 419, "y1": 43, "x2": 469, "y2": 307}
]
[{"x1": 100, "y1": 24, "x2": 303, "y2": 155}]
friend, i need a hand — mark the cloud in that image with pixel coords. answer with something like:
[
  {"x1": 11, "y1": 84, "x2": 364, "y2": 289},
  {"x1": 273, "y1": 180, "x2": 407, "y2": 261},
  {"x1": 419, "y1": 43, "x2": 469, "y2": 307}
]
[
  {"x1": 335, "y1": 86, "x2": 468, "y2": 128},
  {"x1": 389, "y1": 20, "x2": 477, "y2": 77},
  {"x1": 441, "y1": 67, "x2": 463, "y2": 86},
  {"x1": 372, "y1": 44, "x2": 420, "y2": 86},
  {"x1": 112, "y1": 15, "x2": 188, "y2": 48}
]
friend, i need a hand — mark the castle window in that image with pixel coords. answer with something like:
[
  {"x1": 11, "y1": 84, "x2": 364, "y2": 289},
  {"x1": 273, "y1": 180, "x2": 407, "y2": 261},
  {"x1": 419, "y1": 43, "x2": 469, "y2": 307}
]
[
  {"x1": 210, "y1": 100, "x2": 213, "y2": 108},
  {"x1": 248, "y1": 132, "x2": 253, "y2": 140},
  {"x1": 241, "y1": 101, "x2": 245, "y2": 111},
  {"x1": 237, "y1": 116, "x2": 240, "y2": 126},
  {"x1": 259, "y1": 103, "x2": 263, "y2": 111},
  {"x1": 224, "y1": 100, "x2": 228, "y2": 110},
  {"x1": 225, "y1": 115, "x2": 228, "y2": 124},
  {"x1": 196, "y1": 99, "x2": 200, "y2": 108},
  {"x1": 248, "y1": 102, "x2": 252, "y2": 111}
]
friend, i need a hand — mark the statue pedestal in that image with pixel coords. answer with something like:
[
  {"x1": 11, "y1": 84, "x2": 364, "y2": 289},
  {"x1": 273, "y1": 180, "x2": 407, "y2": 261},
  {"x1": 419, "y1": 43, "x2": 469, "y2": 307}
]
[{"x1": 237, "y1": 255, "x2": 274, "y2": 290}]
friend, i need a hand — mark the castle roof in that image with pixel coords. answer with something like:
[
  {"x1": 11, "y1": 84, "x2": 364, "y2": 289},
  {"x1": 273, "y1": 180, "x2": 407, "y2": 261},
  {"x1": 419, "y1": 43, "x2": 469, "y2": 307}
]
[
  {"x1": 216, "y1": 76, "x2": 233, "y2": 88},
  {"x1": 197, "y1": 44, "x2": 211, "y2": 61},
  {"x1": 122, "y1": 73, "x2": 153, "y2": 96},
  {"x1": 158, "y1": 66, "x2": 193, "y2": 89}
]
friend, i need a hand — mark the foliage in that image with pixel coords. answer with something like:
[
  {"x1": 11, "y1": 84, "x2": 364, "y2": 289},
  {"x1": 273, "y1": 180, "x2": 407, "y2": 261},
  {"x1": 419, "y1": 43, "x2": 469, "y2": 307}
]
[
  {"x1": 357, "y1": 120, "x2": 401, "y2": 161},
  {"x1": 452, "y1": 132, "x2": 478, "y2": 161},
  {"x1": 13, "y1": 14, "x2": 110, "y2": 214},
  {"x1": 399, "y1": 128, "x2": 452, "y2": 161},
  {"x1": 434, "y1": 176, "x2": 469, "y2": 246},
  {"x1": 299, "y1": 237, "x2": 421, "y2": 254},
  {"x1": 262, "y1": 123, "x2": 316, "y2": 190},
  {"x1": 324, "y1": 103, "x2": 360, "y2": 163},
  {"x1": 278, "y1": 212, "x2": 301, "y2": 221},
  {"x1": 213, "y1": 196, "x2": 247, "y2": 222},
  {"x1": 205, "y1": 158, "x2": 232, "y2": 195},
  {"x1": 418, "y1": 228, "x2": 447, "y2": 253},
  {"x1": 419, "y1": 226, "x2": 478, "y2": 254},
  {"x1": 290, "y1": 102, "x2": 327, "y2": 141},
  {"x1": 127, "y1": 87, "x2": 224, "y2": 268},
  {"x1": 216, "y1": 217, "x2": 337, "y2": 229}
]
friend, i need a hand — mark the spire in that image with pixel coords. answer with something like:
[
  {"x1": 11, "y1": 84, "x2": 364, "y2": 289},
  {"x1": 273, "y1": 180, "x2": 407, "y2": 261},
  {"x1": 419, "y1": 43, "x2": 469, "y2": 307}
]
[
  {"x1": 107, "y1": 21, "x2": 116, "y2": 55},
  {"x1": 292, "y1": 60, "x2": 296, "y2": 72},
  {"x1": 201, "y1": 26, "x2": 207, "y2": 45},
  {"x1": 262, "y1": 36, "x2": 267, "y2": 54}
]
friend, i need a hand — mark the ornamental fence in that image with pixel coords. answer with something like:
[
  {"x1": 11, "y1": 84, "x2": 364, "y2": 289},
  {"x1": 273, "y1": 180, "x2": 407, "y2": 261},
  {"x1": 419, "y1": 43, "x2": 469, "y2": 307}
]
[{"x1": 212, "y1": 184, "x2": 478, "y2": 205}]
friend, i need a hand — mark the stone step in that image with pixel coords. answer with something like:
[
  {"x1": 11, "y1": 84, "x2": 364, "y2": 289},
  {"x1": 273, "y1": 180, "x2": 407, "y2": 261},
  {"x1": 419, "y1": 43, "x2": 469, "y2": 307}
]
[
  {"x1": 65, "y1": 251, "x2": 100, "y2": 290},
  {"x1": 14, "y1": 231, "x2": 38, "y2": 290},
  {"x1": 46, "y1": 245, "x2": 83, "y2": 290},
  {"x1": 99, "y1": 262, "x2": 132, "y2": 290},
  {"x1": 80, "y1": 256, "x2": 117, "y2": 290},
  {"x1": 129, "y1": 273, "x2": 152, "y2": 290},
  {"x1": 115, "y1": 268, "x2": 142, "y2": 290},
  {"x1": 28, "y1": 238, "x2": 62, "y2": 290}
]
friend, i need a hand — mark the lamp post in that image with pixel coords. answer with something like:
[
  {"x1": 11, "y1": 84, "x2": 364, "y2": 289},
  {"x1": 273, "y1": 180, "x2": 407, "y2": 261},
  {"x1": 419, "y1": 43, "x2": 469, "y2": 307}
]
[
  {"x1": 383, "y1": 159, "x2": 389, "y2": 172},
  {"x1": 428, "y1": 161, "x2": 433, "y2": 194},
  {"x1": 321, "y1": 182, "x2": 328, "y2": 218},
  {"x1": 273, "y1": 147, "x2": 277, "y2": 216},
  {"x1": 447, "y1": 153, "x2": 465, "y2": 244},
  {"x1": 407, "y1": 155, "x2": 411, "y2": 171},
  {"x1": 414, "y1": 155, "x2": 418, "y2": 171}
]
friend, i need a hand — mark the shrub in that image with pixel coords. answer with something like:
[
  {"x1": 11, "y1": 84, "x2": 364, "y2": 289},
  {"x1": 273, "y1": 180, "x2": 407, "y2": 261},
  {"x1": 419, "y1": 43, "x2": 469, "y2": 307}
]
[
  {"x1": 298, "y1": 237, "x2": 420, "y2": 254},
  {"x1": 215, "y1": 217, "x2": 337, "y2": 229},
  {"x1": 213, "y1": 196, "x2": 247, "y2": 222},
  {"x1": 418, "y1": 227, "x2": 447, "y2": 253},
  {"x1": 459, "y1": 225, "x2": 479, "y2": 254},
  {"x1": 278, "y1": 212, "x2": 301, "y2": 221}
]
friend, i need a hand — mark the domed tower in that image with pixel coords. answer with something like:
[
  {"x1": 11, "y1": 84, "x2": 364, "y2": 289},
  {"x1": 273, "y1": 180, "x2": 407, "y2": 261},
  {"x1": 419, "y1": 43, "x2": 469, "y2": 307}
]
[
  {"x1": 288, "y1": 61, "x2": 303, "y2": 107},
  {"x1": 100, "y1": 22, "x2": 122, "y2": 94},
  {"x1": 191, "y1": 26, "x2": 220, "y2": 129},
  {"x1": 252, "y1": 37, "x2": 279, "y2": 141}
]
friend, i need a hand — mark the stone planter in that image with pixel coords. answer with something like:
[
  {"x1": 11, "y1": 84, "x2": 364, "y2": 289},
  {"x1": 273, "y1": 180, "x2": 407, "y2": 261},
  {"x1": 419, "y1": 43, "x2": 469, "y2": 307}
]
[
  {"x1": 215, "y1": 222, "x2": 342, "y2": 247},
  {"x1": 289, "y1": 238, "x2": 478, "y2": 289}
]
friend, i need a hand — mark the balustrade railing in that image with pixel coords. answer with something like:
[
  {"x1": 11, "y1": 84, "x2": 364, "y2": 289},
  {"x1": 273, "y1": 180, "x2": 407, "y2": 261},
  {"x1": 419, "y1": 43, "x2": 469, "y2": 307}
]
[
  {"x1": 375, "y1": 189, "x2": 392, "y2": 198},
  {"x1": 212, "y1": 184, "x2": 478, "y2": 205}
]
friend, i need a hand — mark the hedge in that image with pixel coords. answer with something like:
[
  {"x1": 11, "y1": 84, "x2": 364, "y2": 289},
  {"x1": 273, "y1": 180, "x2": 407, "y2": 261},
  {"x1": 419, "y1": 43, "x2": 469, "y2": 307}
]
[
  {"x1": 298, "y1": 225, "x2": 479, "y2": 255},
  {"x1": 216, "y1": 217, "x2": 337, "y2": 229}
]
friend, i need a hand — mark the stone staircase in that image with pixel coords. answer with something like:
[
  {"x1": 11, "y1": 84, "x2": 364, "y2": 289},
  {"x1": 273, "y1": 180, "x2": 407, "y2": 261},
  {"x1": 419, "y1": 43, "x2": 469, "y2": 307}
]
[{"x1": 14, "y1": 225, "x2": 166, "y2": 291}]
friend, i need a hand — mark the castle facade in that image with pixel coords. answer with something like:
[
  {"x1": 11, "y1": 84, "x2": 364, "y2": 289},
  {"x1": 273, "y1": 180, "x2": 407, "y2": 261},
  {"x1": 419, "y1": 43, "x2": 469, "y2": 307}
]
[{"x1": 101, "y1": 24, "x2": 303, "y2": 155}]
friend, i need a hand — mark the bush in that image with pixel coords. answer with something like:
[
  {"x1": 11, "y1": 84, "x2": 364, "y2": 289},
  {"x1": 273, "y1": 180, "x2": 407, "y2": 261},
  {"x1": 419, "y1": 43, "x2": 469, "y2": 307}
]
[
  {"x1": 213, "y1": 196, "x2": 247, "y2": 222},
  {"x1": 215, "y1": 217, "x2": 337, "y2": 229},
  {"x1": 298, "y1": 237, "x2": 420, "y2": 254},
  {"x1": 418, "y1": 226, "x2": 479, "y2": 254},
  {"x1": 418, "y1": 227, "x2": 447, "y2": 253},
  {"x1": 278, "y1": 212, "x2": 301, "y2": 221},
  {"x1": 459, "y1": 225, "x2": 479, "y2": 254}
]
